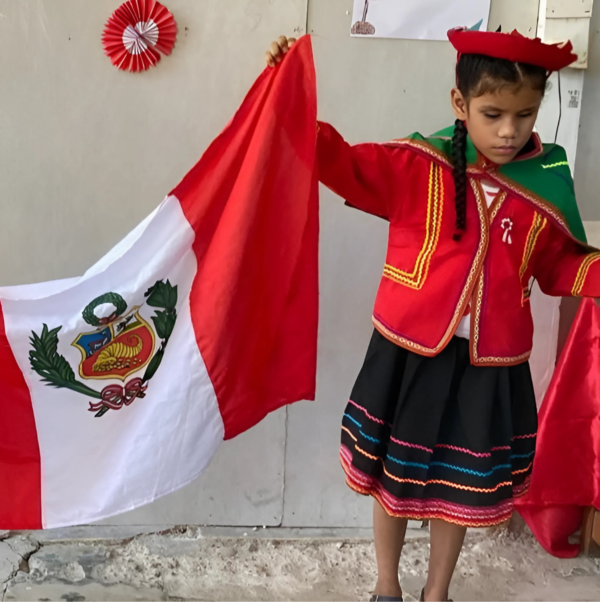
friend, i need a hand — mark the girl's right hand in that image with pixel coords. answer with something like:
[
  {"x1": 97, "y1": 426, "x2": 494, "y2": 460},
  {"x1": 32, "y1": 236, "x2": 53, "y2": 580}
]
[{"x1": 265, "y1": 36, "x2": 296, "y2": 67}]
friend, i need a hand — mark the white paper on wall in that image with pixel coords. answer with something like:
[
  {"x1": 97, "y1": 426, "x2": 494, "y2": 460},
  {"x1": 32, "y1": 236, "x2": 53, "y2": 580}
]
[{"x1": 351, "y1": 0, "x2": 491, "y2": 41}]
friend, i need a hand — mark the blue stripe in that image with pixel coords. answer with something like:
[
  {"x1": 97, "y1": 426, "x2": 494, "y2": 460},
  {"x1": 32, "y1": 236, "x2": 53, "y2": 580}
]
[
  {"x1": 510, "y1": 452, "x2": 535, "y2": 459},
  {"x1": 343, "y1": 414, "x2": 362, "y2": 428},
  {"x1": 430, "y1": 461, "x2": 512, "y2": 478},
  {"x1": 386, "y1": 456, "x2": 430, "y2": 470},
  {"x1": 359, "y1": 431, "x2": 381, "y2": 444}
]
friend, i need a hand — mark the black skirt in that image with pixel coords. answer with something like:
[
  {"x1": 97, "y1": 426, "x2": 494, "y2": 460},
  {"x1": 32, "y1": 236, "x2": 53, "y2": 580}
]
[{"x1": 340, "y1": 330, "x2": 537, "y2": 527}]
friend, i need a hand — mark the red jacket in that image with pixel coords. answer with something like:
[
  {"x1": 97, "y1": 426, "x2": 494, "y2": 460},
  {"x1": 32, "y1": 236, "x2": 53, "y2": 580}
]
[{"x1": 317, "y1": 122, "x2": 600, "y2": 366}]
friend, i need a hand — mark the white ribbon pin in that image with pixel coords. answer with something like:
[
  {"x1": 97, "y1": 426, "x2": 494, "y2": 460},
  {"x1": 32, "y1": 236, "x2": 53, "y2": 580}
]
[{"x1": 501, "y1": 218, "x2": 513, "y2": 244}]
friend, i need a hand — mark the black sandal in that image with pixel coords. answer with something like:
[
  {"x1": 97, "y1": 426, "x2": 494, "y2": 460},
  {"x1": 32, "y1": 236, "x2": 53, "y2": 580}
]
[
  {"x1": 370, "y1": 596, "x2": 403, "y2": 602},
  {"x1": 420, "y1": 589, "x2": 452, "y2": 602}
]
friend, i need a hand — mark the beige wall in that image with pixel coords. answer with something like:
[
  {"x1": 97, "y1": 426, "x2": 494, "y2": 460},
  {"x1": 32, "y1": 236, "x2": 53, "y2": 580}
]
[
  {"x1": 0, "y1": 0, "x2": 307, "y2": 286},
  {"x1": 575, "y1": 5, "x2": 600, "y2": 220}
]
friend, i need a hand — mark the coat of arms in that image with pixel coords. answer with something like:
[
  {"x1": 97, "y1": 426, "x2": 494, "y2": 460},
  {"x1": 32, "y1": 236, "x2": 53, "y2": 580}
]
[{"x1": 29, "y1": 280, "x2": 178, "y2": 417}]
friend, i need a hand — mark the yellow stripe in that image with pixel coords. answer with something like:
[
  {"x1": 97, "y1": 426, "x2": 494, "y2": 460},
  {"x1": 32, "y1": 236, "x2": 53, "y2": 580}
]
[
  {"x1": 519, "y1": 214, "x2": 547, "y2": 280},
  {"x1": 572, "y1": 252, "x2": 600, "y2": 296},
  {"x1": 383, "y1": 466, "x2": 512, "y2": 493},
  {"x1": 426, "y1": 478, "x2": 513, "y2": 494},
  {"x1": 355, "y1": 445, "x2": 380, "y2": 462},
  {"x1": 512, "y1": 462, "x2": 533, "y2": 476},
  {"x1": 383, "y1": 162, "x2": 443, "y2": 290},
  {"x1": 541, "y1": 161, "x2": 569, "y2": 169}
]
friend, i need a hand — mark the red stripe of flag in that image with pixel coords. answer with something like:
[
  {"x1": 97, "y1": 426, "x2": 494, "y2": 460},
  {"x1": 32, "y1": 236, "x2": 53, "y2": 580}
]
[
  {"x1": 174, "y1": 36, "x2": 319, "y2": 439},
  {"x1": 0, "y1": 301, "x2": 42, "y2": 529}
]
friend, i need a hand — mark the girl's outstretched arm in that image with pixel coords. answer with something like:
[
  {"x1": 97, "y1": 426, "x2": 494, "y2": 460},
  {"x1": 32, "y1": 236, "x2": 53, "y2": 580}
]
[
  {"x1": 316, "y1": 122, "x2": 401, "y2": 220},
  {"x1": 533, "y1": 222, "x2": 600, "y2": 298}
]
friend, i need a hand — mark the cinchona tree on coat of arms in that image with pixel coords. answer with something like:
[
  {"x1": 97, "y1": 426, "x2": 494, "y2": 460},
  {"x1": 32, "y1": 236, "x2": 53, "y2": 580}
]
[
  {"x1": 352, "y1": 0, "x2": 376, "y2": 36},
  {"x1": 29, "y1": 280, "x2": 177, "y2": 417}
]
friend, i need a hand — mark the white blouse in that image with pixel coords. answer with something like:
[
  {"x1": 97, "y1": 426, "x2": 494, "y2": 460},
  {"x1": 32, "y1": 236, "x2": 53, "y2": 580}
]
[{"x1": 454, "y1": 181, "x2": 500, "y2": 340}]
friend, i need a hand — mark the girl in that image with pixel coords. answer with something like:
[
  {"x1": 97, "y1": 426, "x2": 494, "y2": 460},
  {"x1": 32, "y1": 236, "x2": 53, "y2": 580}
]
[{"x1": 267, "y1": 29, "x2": 599, "y2": 602}]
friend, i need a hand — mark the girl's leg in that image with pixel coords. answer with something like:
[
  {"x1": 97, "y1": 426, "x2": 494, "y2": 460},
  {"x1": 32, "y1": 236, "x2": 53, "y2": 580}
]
[
  {"x1": 373, "y1": 499, "x2": 408, "y2": 598},
  {"x1": 423, "y1": 519, "x2": 467, "y2": 601}
]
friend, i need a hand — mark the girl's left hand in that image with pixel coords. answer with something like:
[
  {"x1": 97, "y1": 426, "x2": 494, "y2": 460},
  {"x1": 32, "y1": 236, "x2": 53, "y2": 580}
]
[
  {"x1": 595, "y1": 298, "x2": 600, "y2": 307},
  {"x1": 265, "y1": 36, "x2": 297, "y2": 67}
]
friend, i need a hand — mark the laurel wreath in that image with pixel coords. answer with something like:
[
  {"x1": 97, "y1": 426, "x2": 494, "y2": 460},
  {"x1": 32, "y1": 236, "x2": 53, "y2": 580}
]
[
  {"x1": 29, "y1": 280, "x2": 178, "y2": 416},
  {"x1": 82, "y1": 292, "x2": 128, "y2": 327}
]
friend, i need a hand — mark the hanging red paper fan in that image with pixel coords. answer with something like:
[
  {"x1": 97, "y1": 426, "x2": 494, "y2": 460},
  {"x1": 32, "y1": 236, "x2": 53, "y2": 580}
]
[{"x1": 102, "y1": 0, "x2": 178, "y2": 72}]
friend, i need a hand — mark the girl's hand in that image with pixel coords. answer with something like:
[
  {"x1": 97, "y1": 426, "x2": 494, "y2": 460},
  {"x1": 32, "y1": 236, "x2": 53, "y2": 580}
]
[{"x1": 266, "y1": 36, "x2": 296, "y2": 67}]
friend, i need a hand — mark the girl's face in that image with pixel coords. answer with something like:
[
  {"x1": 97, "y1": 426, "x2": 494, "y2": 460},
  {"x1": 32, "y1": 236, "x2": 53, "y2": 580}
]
[{"x1": 451, "y1": 84, "x2": 544, "y2": 165}]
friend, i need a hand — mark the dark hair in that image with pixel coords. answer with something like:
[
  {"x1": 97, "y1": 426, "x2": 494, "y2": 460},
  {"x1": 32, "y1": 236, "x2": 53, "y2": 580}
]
[{"x1": 451, "y1": 54, "x2": 550, "y2": 240}]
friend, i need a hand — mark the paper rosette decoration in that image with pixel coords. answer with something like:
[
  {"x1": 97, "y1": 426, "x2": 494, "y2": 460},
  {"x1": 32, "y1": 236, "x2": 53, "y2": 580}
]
[{"x1": 102, "y1": 0, "x2": 178, "y2": 72}]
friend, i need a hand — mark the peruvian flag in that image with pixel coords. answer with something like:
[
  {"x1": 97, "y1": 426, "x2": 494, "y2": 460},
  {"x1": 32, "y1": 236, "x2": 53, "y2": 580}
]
[{"x1": 0, "y1": 37, "x2": 318, "y2": 529}]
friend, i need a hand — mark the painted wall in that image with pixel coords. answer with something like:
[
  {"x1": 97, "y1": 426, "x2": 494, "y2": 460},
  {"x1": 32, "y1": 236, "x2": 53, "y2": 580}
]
[
  {"x1": 576, "y1": 5, "x2": 600, "y2": 221},
  {"x1": 0, "y1": 0, "x2": 595, "y2": 529}
]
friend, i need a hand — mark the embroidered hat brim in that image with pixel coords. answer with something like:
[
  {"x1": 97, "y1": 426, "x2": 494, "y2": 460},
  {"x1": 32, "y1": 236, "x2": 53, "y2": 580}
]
[{"x1": 447, "y1": 27, "x2": 578, "y2": 72}]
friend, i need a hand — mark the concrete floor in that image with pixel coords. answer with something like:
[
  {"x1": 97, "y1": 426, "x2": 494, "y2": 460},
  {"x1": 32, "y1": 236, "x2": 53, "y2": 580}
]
[{"x1": 1, "y1": 527, "x2": 599, "y2": 601}]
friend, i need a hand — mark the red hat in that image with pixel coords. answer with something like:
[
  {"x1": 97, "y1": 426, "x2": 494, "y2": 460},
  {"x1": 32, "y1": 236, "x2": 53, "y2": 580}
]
[{"x1": 447, "y1": 27, "x2": 578, "y2": 72}]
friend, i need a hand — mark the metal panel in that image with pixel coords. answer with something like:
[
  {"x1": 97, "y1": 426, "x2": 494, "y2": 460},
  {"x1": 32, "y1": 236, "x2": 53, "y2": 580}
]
[
  {"x1": 574, "y1": 5, "x2": 600, "y2": 219},
  {"x1": 547, "y1": 0, "x2": 593, "y2": 19},
  {"x1": 489, "y1": 0, "x2": 541, "y2": 35},
  {"x1": 545, "y1": 18, "x2": 592, "y2": 66}
]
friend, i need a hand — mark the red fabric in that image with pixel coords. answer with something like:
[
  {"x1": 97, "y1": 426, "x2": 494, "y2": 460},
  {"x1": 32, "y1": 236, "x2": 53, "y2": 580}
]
[
  {"x1": 0, "y1": 301, "x2": 42, "y2": 529},
  {"x1": 317, "y1": 122, "x2": 600, "y2": 365},
  {"x1": 516, "y1": 298, "x2": 600, "y2": 557},
  {"x1": 173, "y1": 36, "x2": 318, "y2": 440},
  {"x1": 448, "y1": 27, "x2": 578, "y2": 72}
]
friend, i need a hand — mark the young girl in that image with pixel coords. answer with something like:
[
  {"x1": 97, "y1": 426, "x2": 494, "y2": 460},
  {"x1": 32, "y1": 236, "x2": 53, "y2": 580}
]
[{"x1": 267, "y1": 29, "x2": 599, "y2": 602}]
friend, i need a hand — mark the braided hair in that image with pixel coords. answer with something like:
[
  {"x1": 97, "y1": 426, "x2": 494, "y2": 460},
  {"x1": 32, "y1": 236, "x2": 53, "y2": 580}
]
[
  {"x1": 451, "y1": 119, "x2": 468, "y2": 240},
  {"x1": 452, "y1": 54, "x2": 549, "y2": 240}
]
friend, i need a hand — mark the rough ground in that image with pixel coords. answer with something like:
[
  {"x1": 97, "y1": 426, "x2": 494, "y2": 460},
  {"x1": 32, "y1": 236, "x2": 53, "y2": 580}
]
[{"x1": 0, "y1": 528, "x2": 599, "y2": 601}]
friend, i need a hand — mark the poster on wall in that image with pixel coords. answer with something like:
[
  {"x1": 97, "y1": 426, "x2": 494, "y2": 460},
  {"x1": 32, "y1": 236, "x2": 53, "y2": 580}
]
[{"x1": 351, "y1": 0, "x2": 491, "y2": 40}]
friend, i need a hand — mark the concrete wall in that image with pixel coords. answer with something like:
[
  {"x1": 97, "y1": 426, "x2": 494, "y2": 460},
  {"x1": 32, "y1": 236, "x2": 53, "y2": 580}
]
[
  {"x1": 576, "y1": 5, "x2": 600, "y2": 221},
  {"x1": 0, "y1": 0, "x2": 596, "y2": 529}
]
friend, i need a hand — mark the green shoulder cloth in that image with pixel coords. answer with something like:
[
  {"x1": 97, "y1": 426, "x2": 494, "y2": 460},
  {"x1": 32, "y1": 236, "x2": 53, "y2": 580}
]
[{"x1": 405, "y1": 124, "x2": 587, "y2": 243}]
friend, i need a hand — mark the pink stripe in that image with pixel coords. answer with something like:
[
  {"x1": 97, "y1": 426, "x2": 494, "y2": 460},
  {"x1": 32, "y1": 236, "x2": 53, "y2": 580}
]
[
  {"x1": 378, "y1": 488, "x2": 513, "y2": 521},
  {"x1": 347, "y1": 399, "x2": 386, "y2": 425},
  {"x1": 340, "y1": 446, "x2": 514, "y2": 526},
  {"x1": 513, "y1": 433, "x2": 537, "y2": 440},
  {"x1": 390, "y1": 437, "x2": 433, "y2": 454},
  {"x1": 492, "y1": 446, "x2": 511, "y2": 451},
  {"x1": 436, "y1": 444, "x2": 491, "y2": 458},
  {"x1": 513, "y1": 476, "x2": 532, "y2": 498}
]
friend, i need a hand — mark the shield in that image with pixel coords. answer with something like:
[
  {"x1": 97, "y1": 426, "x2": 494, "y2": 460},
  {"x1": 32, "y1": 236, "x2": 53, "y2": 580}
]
[{"x1": 72, "y1": 307, "x2": 156, "y2": 381}]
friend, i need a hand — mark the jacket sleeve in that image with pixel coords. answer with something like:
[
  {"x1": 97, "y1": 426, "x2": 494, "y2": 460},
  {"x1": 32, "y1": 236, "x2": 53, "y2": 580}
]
[
  {"x1": 533, "y1": 220, "x2": 600, "y2": 297},
  {"x1": 317, "y1": 121, "x2": 402, "y2": 221}
]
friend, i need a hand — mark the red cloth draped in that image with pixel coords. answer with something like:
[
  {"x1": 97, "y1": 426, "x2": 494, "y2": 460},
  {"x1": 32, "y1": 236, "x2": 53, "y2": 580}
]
[
  {"x1": 173, "y1": 36, "x2": 319, "y2": 440},
  {"x1": 516, "y1": 298, "x2": 600, "y2": 557}
]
